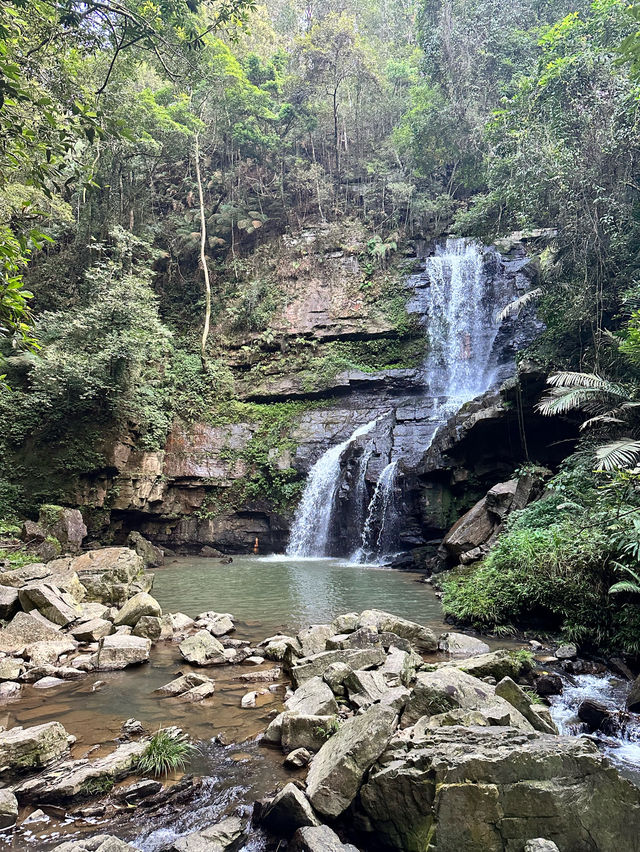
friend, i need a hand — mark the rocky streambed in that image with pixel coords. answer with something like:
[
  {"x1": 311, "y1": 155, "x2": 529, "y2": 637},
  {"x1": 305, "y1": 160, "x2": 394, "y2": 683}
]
[{"x1": 0, "y1": 545, "x2": 638, "y2": 850}]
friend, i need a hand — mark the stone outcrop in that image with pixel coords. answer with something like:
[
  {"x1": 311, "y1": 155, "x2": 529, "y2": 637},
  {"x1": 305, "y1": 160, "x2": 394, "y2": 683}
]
[
  {"x1": 14, "y1": 740, "x2": 148, "y2": 802},
  {"x1": 401, "y1": 668, "x2": 534, "y2": 731},
  {"x1": 0, "y1": 722, "x2": 72, "y2": 772},
  {"x1": 358, "y1": 726, "x2": 640, "y2": 852}
]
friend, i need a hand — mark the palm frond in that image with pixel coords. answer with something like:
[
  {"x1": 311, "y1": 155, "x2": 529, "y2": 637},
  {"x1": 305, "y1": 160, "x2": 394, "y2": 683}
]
[
  {"x1": 595, "y1": 439, "x2": 640, "y2": 471},
  {"x1": 497, "y1": 288, "x2": 542, "y2": 322},
  {"x1": 546, "y1": 372, "x2": 628, "y2": 398},
  {"x1": 579, "y1": 413, "x2": 625, "y2": 431},
  {"x1": 609, "y1": 580, "x2": 640, "y2": 595},
  {"x1": 536, "y1": 387, "x2": 597, "y2": 416}
]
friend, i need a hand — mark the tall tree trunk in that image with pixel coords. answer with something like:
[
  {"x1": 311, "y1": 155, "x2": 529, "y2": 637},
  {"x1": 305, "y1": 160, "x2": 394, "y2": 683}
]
[{"x1": 194, "y1": 131, "x2": 211, "y2": 371}]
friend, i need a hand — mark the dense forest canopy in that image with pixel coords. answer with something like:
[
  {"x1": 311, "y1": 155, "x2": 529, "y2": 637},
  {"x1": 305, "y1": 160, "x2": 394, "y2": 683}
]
[{"x1": 5, "y1": 0, "x2": 640, "y2": 651}]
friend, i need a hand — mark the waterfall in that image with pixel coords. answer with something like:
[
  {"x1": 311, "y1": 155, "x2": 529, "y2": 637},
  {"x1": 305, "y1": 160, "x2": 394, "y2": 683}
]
[
  {"x1": 286, "y1": 237, "x2": 516, "y2": 561},
  {"x1": 422, "y1": 238, "x2": 502, "y2": 404},
  {"x1": 351, "y1": 460, "x2": 398, "y2": 563},
  {"x1": 286, "y1": 418, "x2": 379, "y2": 558}
]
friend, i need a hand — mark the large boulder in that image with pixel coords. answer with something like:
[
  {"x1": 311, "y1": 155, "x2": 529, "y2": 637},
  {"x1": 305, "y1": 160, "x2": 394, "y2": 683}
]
[
  {"x1": 297, "y1": 625, "x2": 334, "y2": 657},
  {"x1": 65, "y1": 548, "x2": 151, "y2": 605},
  {"x1": 38, "y1": 505, "x2": 87, "y2": 554},
  {"x1": 169, "y1": 816, "x2": 246, "y2": 852},
  {"x1": 281, "y1": 713, "x2": 339, "y2": 753},
  {"x1": 261, "y1": 782, "x2": 320, "y2": 834},
  {"x1": 0, "y1": 790, "x2": 17, "y2": 829},
  {"x1": 438, "y1": 632, "x2": 490, "y2": 657},
  {"x1": 290, "y1": 826, "x2": 359, "y2": 852},
  {"x1": 0, "y1": 586, "x2": 19, "y2": 620},
  {"x1": 179, "y1": 630, "x2": 225, "y2": 666},
  {"x1": 291, "y1": 648, "x2": 386, "y2": 687},
  {"x1": 95, "y1": 634, "x2": 151, "y2": 670},
  {"x1": 306, "y1": 703, "x2": 398, "y2": 818},
  {"x1": 0, "y1": 611, "x2": 62, "y2": 655},
  {"x1": 444, "y1": 649, "x2": 531, "y2": 681},
  {"x1": 18, "y1": 582, "x2": 80, "y2": 627},
  {"x1": 127, "y1": 531, "x2": 164, "y2": 569},
  {"x1": 358, "y1": 727, "x2": 640, "y2": 852},
  {"x1": 401, "y1": 668, "x2": 533, "y2": 731},
  {"x1": 345, "y1": 669, "x2": 390, "y2": 709},
  {"x1": 113, "y1": 592, "x2": 162, "y2": 628},
  {"x1": 441, "y1": 497, "x2": 494, "y2": 559},
  {"x1": 357, "y1": 610, "x2": 437, "y2": 652},
  {"x1": 155, "y1": 673, "x2": 214, "y2": 701},
  {"x1": 285, "y1": 677, "x2": 338, "y2": 716},
  {"x1": 71, "y1": 618, "x2": 114, "y2": 643},
  {"x1": 132, "y1": 615, "x2": 163, "y2": 641},
  {"x1": 0, "y1": 721, "x2": 72, "y2": 772},
  {"x1": 627, "y1": 675, "x2": 640, "y2": 712}
]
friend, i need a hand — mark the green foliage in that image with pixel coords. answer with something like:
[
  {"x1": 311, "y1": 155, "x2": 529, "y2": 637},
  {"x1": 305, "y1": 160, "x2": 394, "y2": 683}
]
[
  {"x1": 79, "y1": 775, "x2": 115, "y2": 797},
  {"x1": 443, "y1": 452, "x2": 640, "y2": 652},
  {"x1": 137, "y1": 730, "x2": 197, "y2": 778}
]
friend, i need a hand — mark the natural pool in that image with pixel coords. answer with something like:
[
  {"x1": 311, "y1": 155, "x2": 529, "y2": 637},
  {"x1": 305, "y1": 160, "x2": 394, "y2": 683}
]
[
  {"x1": 2, "y1": 557, "x2": 445, "y2": 851},
  {"x1": 151, "y1": 555, "x2": 445, "y2": 636}
]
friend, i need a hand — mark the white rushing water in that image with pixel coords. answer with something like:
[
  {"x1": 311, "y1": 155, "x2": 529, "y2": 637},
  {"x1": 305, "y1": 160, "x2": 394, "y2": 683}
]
[
  {"x1": 422, "y1": 237, "x2": 502, "y2": 403},
  {"x1": 548, "y1": 674, "x2": 640, "y2": 779},
  {"x1": 351, "y1": 460, "x2": 398, "y2": 563},
  {"x1": 286, "y1": 418, "x2": 380, "y2": 558}
]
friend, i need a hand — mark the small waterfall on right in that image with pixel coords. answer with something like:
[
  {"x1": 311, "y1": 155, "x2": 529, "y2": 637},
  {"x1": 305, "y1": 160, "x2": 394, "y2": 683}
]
[{"x1": 352, "y1": 461, "x2": 399, "y2": 564}]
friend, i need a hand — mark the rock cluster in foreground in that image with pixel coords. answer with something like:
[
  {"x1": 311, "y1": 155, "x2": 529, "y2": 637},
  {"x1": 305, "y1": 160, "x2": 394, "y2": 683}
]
[{"x1": 255, "y1": 610, "x2": 640, "y2": 852}]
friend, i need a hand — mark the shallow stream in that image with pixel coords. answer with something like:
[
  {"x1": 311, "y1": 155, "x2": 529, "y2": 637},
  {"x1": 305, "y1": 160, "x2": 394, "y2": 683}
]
[{"x1": 1, "y1": 556, "x2": 445, "y2": 850}]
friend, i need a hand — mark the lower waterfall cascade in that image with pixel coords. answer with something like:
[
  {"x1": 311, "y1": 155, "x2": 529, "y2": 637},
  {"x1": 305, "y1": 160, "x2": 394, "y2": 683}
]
[{"x1": 287, "y1": 237, "x2": 530, "y2": 561}]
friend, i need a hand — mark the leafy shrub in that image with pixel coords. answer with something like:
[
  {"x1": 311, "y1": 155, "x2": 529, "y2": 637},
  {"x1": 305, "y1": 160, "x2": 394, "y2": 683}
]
[{"x1": 442, "y1": 521, "x2": 613, "y2": 645}]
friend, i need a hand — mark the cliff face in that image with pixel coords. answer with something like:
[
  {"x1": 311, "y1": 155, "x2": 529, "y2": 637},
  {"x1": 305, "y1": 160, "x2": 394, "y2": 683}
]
[{"x1": 66, "y1": 224, "x2": 555, "y2": 557}]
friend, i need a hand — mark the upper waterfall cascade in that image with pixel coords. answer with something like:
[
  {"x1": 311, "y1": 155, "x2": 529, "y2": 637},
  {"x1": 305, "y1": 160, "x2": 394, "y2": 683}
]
[{"x1": 287, "y1": 238, "x2": 520, "y2": 562}]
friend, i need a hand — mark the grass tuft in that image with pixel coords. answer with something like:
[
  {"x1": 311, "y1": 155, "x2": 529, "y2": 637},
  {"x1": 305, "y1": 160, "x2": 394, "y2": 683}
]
[{"x1": 137, "y1": 730, "x2": 197, "y2": 778}]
